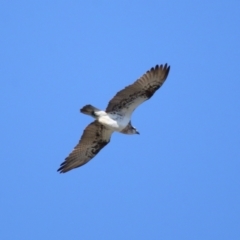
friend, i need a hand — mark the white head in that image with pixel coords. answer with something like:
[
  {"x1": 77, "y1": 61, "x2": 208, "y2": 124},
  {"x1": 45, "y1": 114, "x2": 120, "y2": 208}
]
[
  {"x1": 120, "y1": 122, "x2": 140, "y2": 135},
  {"x1": 128, "y1": 126, "x2": 140, "y2": 135}
]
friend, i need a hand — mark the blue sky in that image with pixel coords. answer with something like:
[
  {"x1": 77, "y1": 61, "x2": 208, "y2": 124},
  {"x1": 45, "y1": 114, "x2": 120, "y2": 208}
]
[{"x1": 1, "y1": 1, "x2": 240, "y2": 239}]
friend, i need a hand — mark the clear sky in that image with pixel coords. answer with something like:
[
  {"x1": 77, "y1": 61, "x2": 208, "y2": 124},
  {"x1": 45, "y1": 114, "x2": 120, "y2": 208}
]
[{"x1": 1, "y1": 1, "x2": 240, "y2": 239}]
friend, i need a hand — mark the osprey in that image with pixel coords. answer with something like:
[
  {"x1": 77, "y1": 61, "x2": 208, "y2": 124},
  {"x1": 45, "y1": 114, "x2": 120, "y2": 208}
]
[{"x1": 58, "y1": 64, "x2": 170, "y2": 173}]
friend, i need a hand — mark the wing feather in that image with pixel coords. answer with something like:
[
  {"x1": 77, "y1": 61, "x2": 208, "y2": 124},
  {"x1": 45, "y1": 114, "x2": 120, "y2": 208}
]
[
  {"x1": 58, "y1": 121, "x2": 113, "y2": 173},
  {"x1": 106, "y1": 64, "x2": 170, "y2": 115}
]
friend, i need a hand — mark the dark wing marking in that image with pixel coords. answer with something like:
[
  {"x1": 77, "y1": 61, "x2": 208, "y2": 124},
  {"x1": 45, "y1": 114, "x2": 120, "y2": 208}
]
[
  {"x1": 106, "y1": 64, "x2": 170, "y2": 115},
  {"x1": 58, "y1": 121, "x2": 113, "y2": 173}
]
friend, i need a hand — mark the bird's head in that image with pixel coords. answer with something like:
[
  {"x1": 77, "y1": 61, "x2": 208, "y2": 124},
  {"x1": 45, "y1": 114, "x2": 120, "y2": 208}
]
[
  {"x1": 120, "y1": 121, "x2": 140, "y2": 135},
  {"x1": 129, "y1": 126, "x2": 140, "y2": 135}
]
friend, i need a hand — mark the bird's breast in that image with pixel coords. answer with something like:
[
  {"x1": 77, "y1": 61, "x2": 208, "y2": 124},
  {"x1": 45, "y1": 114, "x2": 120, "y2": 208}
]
[{"x1": 98, "y1": 114, "x2": 130, "y2": 131}]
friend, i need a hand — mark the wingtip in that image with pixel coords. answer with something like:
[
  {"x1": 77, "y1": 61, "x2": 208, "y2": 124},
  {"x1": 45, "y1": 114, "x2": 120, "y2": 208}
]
[
  {"x1": 153, "y1": 63, "x2": 170, "y2": 71},
  {"x1": 57, "y1": 161, "x2": 68, "y2": 173},
  {"x1": 57, "y1": 167, "x2": 64, "y2": 174},
  {"x1": 153, "y1": 63, "x2": 170, "y2": 78},
  {"x1": 165, "y1": 64, "x2": 170, "y2": 75}
]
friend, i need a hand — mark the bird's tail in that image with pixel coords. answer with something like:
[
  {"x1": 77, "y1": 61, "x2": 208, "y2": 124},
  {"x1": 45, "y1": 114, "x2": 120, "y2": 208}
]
[{"x1": 80, "y1": 104, "x2": 100, "y2": 117}]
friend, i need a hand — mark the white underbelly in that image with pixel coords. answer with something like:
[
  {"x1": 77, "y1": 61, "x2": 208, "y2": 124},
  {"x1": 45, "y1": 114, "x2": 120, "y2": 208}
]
[{"x1": 98, "y1": 114, "x2": 130, "y2": 131}]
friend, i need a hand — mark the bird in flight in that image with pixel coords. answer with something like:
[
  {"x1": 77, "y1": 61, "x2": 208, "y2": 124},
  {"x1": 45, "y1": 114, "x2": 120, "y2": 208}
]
[{"x1": 58, "y1": 64, "x2": 170, "y2": 173}]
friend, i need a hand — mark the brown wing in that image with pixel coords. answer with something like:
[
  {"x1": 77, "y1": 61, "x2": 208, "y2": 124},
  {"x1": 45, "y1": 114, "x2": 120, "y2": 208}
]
[
  {"x1": 58, "y1": 121, "x2": 113, "y2": 173},
  {"x1": 106, "y1": 64, "x2": 170, "y2": 115}
]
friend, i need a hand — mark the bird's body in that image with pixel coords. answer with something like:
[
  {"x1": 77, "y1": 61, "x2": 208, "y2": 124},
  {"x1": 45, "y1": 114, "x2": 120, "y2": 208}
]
[
  {"x1": 58, "y1": 64, "x2": 170, "y2": 173},
  {"x1": 87, "y1": 109, "x2": 131, "y2": 132},
  {"x1": 99, "y1": 114, "x2": 129, "y2": 132}
]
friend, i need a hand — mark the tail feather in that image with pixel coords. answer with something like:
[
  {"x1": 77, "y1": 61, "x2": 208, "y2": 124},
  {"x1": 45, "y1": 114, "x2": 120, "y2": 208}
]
[{"x1": 80, "y1": 104, "x2": 100, "y2": 117}]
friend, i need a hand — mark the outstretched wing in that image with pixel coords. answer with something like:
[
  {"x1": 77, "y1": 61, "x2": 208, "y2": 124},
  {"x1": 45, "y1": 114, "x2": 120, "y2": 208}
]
[
  {"x1": 58, "y1": 121, "x2": 113, "y2": 173},
  {"x1": 106, "y1": 64, "x2": 170, "y2": 115}
]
